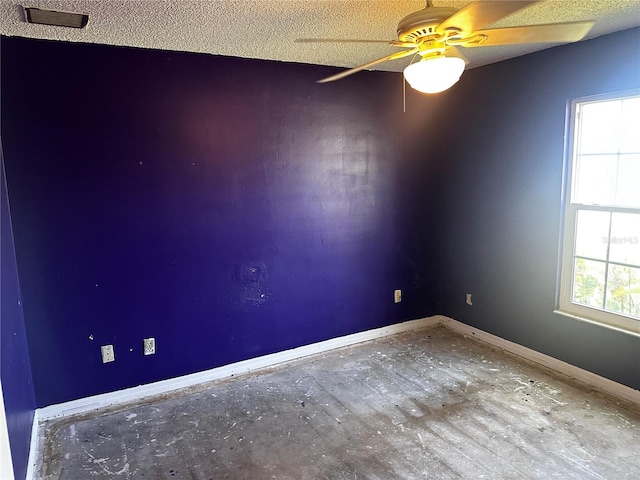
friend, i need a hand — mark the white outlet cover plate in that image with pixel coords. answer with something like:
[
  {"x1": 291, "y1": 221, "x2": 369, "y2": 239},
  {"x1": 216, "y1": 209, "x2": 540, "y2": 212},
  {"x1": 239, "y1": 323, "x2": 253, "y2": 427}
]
[
  {"x1": 143, "y1": 338, "x2": 155, "y2": 355},
  {"x1": 101, "y1": 345, "x2": 115, "y2": 363},
  {"x1": 394, "y1": 289, "x2": 402, "y2": 303}
]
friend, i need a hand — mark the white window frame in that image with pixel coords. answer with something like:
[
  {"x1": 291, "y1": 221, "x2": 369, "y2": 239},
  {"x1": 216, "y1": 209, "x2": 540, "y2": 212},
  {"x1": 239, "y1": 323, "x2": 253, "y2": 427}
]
[{"x1": 558, "y1": 90, "x2": 640, "y2": 335}]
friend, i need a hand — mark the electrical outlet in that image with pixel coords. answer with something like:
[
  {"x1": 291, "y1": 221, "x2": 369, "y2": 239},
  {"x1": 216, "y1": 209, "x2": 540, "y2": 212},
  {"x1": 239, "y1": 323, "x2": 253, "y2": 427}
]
[
  {"x1": 101, "y1": 344, "x2": 115, "y2": 363},
  {"x1": 394, "y1": 289, "x2": 402, "y2": 303},
  {"x1": 143, "y1": 337, "x2": 156, "y2": 356},
  {"x1": 466, "y1": 293, "x2": 473, "y2": 306}
]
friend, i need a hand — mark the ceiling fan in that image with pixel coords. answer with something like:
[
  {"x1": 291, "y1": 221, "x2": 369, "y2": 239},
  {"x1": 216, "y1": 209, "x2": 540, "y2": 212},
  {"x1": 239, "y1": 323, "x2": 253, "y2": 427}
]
[{"x1": 301, "y1": 1, "x2": 594, "y2": 94}]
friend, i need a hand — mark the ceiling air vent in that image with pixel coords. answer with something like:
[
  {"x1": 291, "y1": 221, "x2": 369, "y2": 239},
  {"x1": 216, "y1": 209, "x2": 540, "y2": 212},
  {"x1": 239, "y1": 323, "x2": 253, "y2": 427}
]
[{"x1": 24, "y1": 7, "x2": 88, "y2": 28}]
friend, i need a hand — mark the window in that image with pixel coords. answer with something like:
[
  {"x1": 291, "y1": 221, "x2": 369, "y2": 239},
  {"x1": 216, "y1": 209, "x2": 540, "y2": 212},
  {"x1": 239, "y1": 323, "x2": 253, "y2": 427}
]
[{"x1": 559, "y1": 91, "x2": 640, "y2": 334}]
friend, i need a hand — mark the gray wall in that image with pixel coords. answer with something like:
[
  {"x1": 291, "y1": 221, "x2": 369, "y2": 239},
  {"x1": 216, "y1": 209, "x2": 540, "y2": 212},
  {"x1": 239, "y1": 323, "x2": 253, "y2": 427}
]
[{"x1": 435, "y1": 27, "x2": 640, "y2": 390}]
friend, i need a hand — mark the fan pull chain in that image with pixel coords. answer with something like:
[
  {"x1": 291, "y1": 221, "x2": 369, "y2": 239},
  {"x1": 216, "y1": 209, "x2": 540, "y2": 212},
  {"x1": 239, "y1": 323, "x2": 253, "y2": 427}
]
[{"x1": 403, "y1": 75, "x2": 406, "y2": 113}]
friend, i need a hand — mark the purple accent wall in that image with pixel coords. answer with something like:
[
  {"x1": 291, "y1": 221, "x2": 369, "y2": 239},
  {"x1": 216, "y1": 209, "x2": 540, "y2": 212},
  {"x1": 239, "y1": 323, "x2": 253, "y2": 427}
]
[
  {"x1": 1, "y1": 156, "x2": 36, "y2": 480},
  {"x1": 1, "y1": 36, "x2": 443, "y2": 407},
  {"x1": 1, "y1": 26, "x2": 638, "y2": 423}
]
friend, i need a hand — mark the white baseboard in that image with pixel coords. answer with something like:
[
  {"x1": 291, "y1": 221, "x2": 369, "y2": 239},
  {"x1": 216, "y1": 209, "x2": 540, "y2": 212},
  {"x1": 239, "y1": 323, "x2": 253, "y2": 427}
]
[
  {"x1": 438, "y1": 316, "x2": 640, "y2": 406},
  {"x1": 35, "y1": 315, "x2": 640, "y2": 421},
  {"x1": 37, "y1": 316, "x2": 440, "y2": 421},
  {"x1": 28, "y1": 314, "x2": 639, "y2": 480},
  {"x1": 25, "y1": 410, "x2": 39, "y2": 480}
]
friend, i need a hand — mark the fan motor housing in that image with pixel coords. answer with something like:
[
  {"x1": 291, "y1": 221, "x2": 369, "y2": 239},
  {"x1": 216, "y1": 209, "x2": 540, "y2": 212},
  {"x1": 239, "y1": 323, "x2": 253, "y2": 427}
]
[{"x1": 396, "y1": 7, "x2": 458, "y2": 42}]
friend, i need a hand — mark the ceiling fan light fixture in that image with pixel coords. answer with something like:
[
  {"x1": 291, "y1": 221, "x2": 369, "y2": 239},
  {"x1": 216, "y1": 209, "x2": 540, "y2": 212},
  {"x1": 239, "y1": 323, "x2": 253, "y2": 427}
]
[{"x1": 403, "y1": 56, "x2": 465, "y2": 94}]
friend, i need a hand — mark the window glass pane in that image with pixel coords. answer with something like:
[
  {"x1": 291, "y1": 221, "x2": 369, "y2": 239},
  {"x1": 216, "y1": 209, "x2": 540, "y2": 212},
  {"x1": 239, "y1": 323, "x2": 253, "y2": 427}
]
[
  {"x1": 575, "y1": 210, "x2": 610, "y2": 260},
  {"x1": 621, "y1": 97, "x2": 640, "y2": 153},
  {"x1": 564, "y1": 94, "x2": 640, "y2": 326},
  {"x1": 572, "y1": 258, "x2": 605, "y2": 309},
  {"x1": 605, "y1": 264, "x2": 640, "y2": 318},
  {"x1": 609, "y1": 212, "x2": 640, "y2": 266},
  {"x1": 573, "y1": 154, "x2": 617, "y2": 205},
  {"x1": 578, "y1": 101, "x2": 621, "y2": 154},
  {"x1": 616, "y1": 154, "x2": 640, "y2": 208}
]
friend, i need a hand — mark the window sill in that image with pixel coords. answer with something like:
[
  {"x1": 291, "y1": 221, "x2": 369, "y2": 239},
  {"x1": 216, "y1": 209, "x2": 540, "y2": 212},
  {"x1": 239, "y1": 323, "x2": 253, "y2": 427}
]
[{"x1": 553, "y1": 309, "x2": 640, "y2": 338}]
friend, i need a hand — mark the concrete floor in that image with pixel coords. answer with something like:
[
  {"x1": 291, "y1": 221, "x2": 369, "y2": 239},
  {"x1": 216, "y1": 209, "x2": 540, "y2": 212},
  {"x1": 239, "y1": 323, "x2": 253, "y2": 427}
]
[{"x1": 39, "y1": 326, "x2": 640, "y2": 479}]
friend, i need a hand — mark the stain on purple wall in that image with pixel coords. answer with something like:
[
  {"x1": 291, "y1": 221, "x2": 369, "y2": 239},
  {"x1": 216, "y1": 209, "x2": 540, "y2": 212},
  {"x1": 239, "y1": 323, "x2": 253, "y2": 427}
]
[{"x1": 1, "y1": 37, "x2": 443, "y2": 407}]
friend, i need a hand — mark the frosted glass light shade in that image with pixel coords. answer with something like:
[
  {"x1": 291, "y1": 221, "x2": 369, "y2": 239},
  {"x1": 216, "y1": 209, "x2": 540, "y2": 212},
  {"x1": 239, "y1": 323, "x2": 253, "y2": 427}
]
[{"x1": 403, "y1": 56, "x2": 466, "y2": 94}]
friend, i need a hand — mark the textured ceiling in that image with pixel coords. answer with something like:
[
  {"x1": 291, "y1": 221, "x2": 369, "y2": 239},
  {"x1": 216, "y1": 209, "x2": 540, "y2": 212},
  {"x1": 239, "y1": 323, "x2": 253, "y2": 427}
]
[{"x1": 1, "y1": 1, "x2": 640, "y2": 73}]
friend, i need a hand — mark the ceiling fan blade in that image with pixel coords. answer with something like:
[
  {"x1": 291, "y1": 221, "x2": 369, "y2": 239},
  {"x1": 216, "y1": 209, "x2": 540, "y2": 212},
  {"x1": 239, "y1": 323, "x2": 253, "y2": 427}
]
[
  {"x1": 296, "y1": 38, "x2": 393, "y2": 44},
  {"x1": 438, "y1": 1, "x2": 536, "y2": 37},
  {"x1": 296, "y1": 38, "x2": 416, "y2": 48},
  {"x1": 463, "y1": 21, "x2": 594, "y2": 47},
  {"x1": 318, "y1": 48, "x2": 419, "y2": 83},
  {"x1": 389, "y1": 40, "x2": 422, "y2": 48}
]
